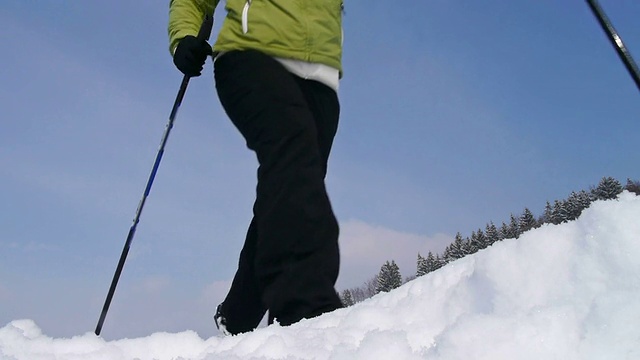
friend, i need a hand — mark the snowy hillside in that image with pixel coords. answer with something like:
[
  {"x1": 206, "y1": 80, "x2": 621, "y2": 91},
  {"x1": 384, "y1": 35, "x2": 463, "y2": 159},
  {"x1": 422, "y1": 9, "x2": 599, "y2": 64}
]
[{"x1": 2, "y1": 192, "x2": 639, "y2": 360}]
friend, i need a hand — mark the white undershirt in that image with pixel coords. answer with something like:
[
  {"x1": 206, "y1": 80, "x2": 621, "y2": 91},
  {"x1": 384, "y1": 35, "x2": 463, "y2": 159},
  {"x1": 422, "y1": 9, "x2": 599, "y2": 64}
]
[{"x1": 274, "y1": 57, "x2": 340, "y2": 92}]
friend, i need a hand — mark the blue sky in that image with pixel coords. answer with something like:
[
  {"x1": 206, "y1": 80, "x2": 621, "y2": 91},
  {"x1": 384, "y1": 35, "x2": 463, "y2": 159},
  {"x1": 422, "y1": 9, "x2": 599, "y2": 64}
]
[{"x1": 1, "y1": 1, "x2": 638, "y2": 340}]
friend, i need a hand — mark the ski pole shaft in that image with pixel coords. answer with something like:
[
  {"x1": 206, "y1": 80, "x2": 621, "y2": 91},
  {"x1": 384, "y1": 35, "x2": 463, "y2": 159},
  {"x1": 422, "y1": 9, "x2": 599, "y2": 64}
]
[
  {"x1": 586, "y1": 0, "x2": 640, "y2": 92},
  {"x1": 95, "y1": 14, "x2": 213, "y2": 336}
]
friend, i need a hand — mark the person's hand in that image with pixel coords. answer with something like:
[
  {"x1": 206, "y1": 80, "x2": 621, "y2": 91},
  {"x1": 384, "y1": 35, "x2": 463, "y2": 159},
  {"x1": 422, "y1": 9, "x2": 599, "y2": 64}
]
[{"x1": 172, "y1": 35, "x2": 213, "y2": 77}]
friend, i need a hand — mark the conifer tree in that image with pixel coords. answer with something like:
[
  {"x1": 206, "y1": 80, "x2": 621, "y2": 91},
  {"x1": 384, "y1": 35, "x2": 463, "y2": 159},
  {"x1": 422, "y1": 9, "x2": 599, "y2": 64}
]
[
  {"x1": 340, "y1": 289, "x2": 355, "y2": 307},
  {"x1": 577, "y1": 189, "x2": 593, "y2": 210},
  {"x1": 445, "y1": 233, "x2": 465, "y2": 262},
  {"x1": 567, "y1": 192, "x2": 580, "y2": 220},
  {"x1": 500, "y1": 214, "x2": 520, "y2": 239},
  {"x1": 442, "y1": 246, "x2": 452, "y2": 265},
  {"x1": 542, "y1": 201, "x2": 553, "y2": 225},
  {"x1": 592, "y1": 177, "x2": 622, "y2": 201},
  {"x1": 376, "y1": 260, "x2": 402, "y2": 293},
  {"x1": 468, "y1": 230, "x2": 483, "y2": 253},
  {"x1": 466, "y1": 231, "x2": 479, "y2": 254},
  {"x1": 564, "y1": 192, "x2": 578, "y2": 221},
  {"x1": 416, "y1": 253, "x2": 428, "y2": 277},
  {"x1": 426, "y1": 251, "x2": 437, "y2": 273},
  {"x1": 485, "y1": 221, "x2": 500, "y2": 246},
  {"x1": 349, "y1": 286, "x2": 366, "y2": 303},
  {"x1": 565, "y1": 190, "x2": 592, "y2": 221},
  {"x1": 519, "y1": 208, "x2": 537, "y2": 233},
  {"x1": 552, "y1": 199, "x2": 568, "y2": 224},
  {"x1": 625, "y1": 178, "x2": 640, "y2": 195},
  {"x1": 434, "y1": 254, "x2": 446, "y2": 270},
  {"x1": 499, "y1": 221, "x2": 510, "y2": 240},
  {"x1": 473, "y1": 229, "x2": 489, "y2": 250}
]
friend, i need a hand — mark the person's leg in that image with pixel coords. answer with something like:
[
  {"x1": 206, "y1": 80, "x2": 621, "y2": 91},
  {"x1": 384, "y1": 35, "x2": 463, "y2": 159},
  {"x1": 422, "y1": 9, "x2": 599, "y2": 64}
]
[
  {"x1": 293, "y1": 77, "x2": 340, "y2": 175},
  {"x1": 214, "y1": 50, "x2": 341, "y2": 329},
  {"x1": 266, "y1": 77, "x2": 342, "y2": 325},
  {"x1": 218, "y1": 219, "x2": 266, "y2": 334}
]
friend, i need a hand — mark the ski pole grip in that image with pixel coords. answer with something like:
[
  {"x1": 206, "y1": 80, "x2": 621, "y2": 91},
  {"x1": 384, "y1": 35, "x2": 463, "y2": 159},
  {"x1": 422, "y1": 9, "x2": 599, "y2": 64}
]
[{"x1": 197, "y1": 14, "x2": 214, "y2": 43}]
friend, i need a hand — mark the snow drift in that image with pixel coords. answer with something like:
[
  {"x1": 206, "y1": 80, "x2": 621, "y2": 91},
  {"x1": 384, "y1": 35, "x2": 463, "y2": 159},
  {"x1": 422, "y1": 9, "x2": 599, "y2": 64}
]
[{"x1": 2, "y1": 192, "x2": 639, "y2": 359}]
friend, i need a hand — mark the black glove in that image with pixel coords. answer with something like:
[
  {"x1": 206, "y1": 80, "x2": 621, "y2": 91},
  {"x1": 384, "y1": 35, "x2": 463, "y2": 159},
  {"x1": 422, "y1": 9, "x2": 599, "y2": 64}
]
[{"x1": 173, "y1": 35, "x2": 213, "y2": 77}]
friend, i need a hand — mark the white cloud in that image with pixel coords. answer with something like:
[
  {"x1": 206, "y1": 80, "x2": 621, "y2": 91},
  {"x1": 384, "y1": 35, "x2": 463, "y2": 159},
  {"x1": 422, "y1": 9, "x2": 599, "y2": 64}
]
[
  {"x1": 139, "y1": 277, "x2": 171, "y2": 295},
  {"x1": 337, "y1": 219, "x2": 453, "y2": 289},
  {"x1": 197, "y1": 280, "x2": 232, "y2": 307},
  {"x1": 0, "y1": 240, "x2": 56, "y2": 253}
]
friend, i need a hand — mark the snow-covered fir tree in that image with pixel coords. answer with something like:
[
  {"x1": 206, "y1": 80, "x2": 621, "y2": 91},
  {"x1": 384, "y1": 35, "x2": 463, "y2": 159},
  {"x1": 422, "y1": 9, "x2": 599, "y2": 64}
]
[
  {"x1": 592, "y1": 176, "x2": 623, "y2": 201},
  {"x1": 467, "y1": 231, "x2": 479, "y2": 254},
  {"x1": 625, "y1": 178, "x2": 640, "y2": 195},
  {"x1": 576, "y1": 190, "x2": 593, "y2": 210},
  {"x1": 416, "y1": 253, "x2": 428, "y2": 277},
  {"x1": 426, "y1": 252, "x2": 438, "y2": 273},
  {"x1": 500, "y1": 214, "x2": 520, "y2": 240},
  {"x1": 462, "y1": 237, "x2": 474, "y2": 256},
  {"x1": 499, "y1": 222, "x2": 509, "y2": 240},
  {"x1": 376, "y1": 260, "x2": 402, "y2": 293},
  {"x1": 470, "y1": 229, "x2": 489, "y2": 251},
  {"x1": 552, "y1": 199, "x2": 569, "y2": 224},
  {"x1": 542, "y1": 201, "x2": 554, "y2": 224},
  {"x1": 565, "y1": 190, "x2": 592, "y2": 221},
  {"x1": 434, "y1": 254, "x2": 446, "y2": 270},
  {"x1": 565, "y1": 192, "x2": 578, "y2": 220},
  {"x1": 485, "y1": 221, "x2": 500, "y2": 246},
  {"x1": 519, "y1": 208, "x2": 537, "y2": 233},
  {"x1": 340, "y1": 289, "x2": 355, "y2": 307},
  {"x1": 445, "y1": 233, "x2": 465, "y2": 263}
]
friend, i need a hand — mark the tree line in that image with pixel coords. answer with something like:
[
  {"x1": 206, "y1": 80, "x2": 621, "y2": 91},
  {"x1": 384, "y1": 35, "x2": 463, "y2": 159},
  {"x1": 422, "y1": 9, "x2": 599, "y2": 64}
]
[{"x1": 339, "y1": 177, "x2": 639, "y2": 306}]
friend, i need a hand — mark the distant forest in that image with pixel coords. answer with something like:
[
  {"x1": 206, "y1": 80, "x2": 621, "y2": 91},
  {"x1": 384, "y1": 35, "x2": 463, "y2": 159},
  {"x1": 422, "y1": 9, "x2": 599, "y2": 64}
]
[{"x1": 339, "y1": 177, "x2": 640, "y2": 306}]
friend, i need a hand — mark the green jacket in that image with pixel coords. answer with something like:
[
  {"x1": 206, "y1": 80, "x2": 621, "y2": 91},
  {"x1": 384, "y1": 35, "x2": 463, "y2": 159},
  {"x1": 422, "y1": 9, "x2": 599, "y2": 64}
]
[{"x1": 168, "y1": 0, "x2": 344, "y2": 75}]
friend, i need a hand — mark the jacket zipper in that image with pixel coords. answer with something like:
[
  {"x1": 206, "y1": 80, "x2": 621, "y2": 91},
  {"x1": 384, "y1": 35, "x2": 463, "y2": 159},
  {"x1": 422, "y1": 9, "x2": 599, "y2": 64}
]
[
  {"x1": 242, "y1": 0, "x2": 252, "y2": 34},
  {"x1": 341, "y1": 2, "x2": 345, "y2": 45}
]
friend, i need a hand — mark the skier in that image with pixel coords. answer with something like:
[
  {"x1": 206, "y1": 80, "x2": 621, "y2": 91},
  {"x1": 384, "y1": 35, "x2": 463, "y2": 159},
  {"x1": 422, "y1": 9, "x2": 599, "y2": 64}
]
[{"x1": 168, "y1": 0, "x2": 344, "y2": 335}]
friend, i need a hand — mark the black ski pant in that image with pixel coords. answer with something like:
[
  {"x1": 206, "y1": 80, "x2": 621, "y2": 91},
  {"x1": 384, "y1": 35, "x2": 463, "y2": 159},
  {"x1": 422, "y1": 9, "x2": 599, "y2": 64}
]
[{"x1": 214, "y1": 50, "x2": 342, "y2": 334}]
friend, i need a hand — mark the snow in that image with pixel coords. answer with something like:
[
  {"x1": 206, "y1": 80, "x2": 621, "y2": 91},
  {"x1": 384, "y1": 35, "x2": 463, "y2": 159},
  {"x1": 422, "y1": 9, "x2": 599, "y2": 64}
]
[{"x1": 2, "y1": 192, "x2": 640, "y2": 360}]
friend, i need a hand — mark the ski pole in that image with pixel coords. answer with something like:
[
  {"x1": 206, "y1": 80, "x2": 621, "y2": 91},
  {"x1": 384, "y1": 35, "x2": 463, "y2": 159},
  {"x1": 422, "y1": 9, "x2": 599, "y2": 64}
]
[
  {"x1": 95, "y1": 14, "x2": 214, "y2": 336},
  {"x1": 586, "y1": 0, "x2": 640, "y2": 92}
]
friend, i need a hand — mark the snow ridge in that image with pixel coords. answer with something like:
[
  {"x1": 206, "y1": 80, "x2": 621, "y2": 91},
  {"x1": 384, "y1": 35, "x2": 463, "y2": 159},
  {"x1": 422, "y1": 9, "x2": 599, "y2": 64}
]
[{"x1": 2, "y1": 192, "x2": 639, "y2": 360}]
